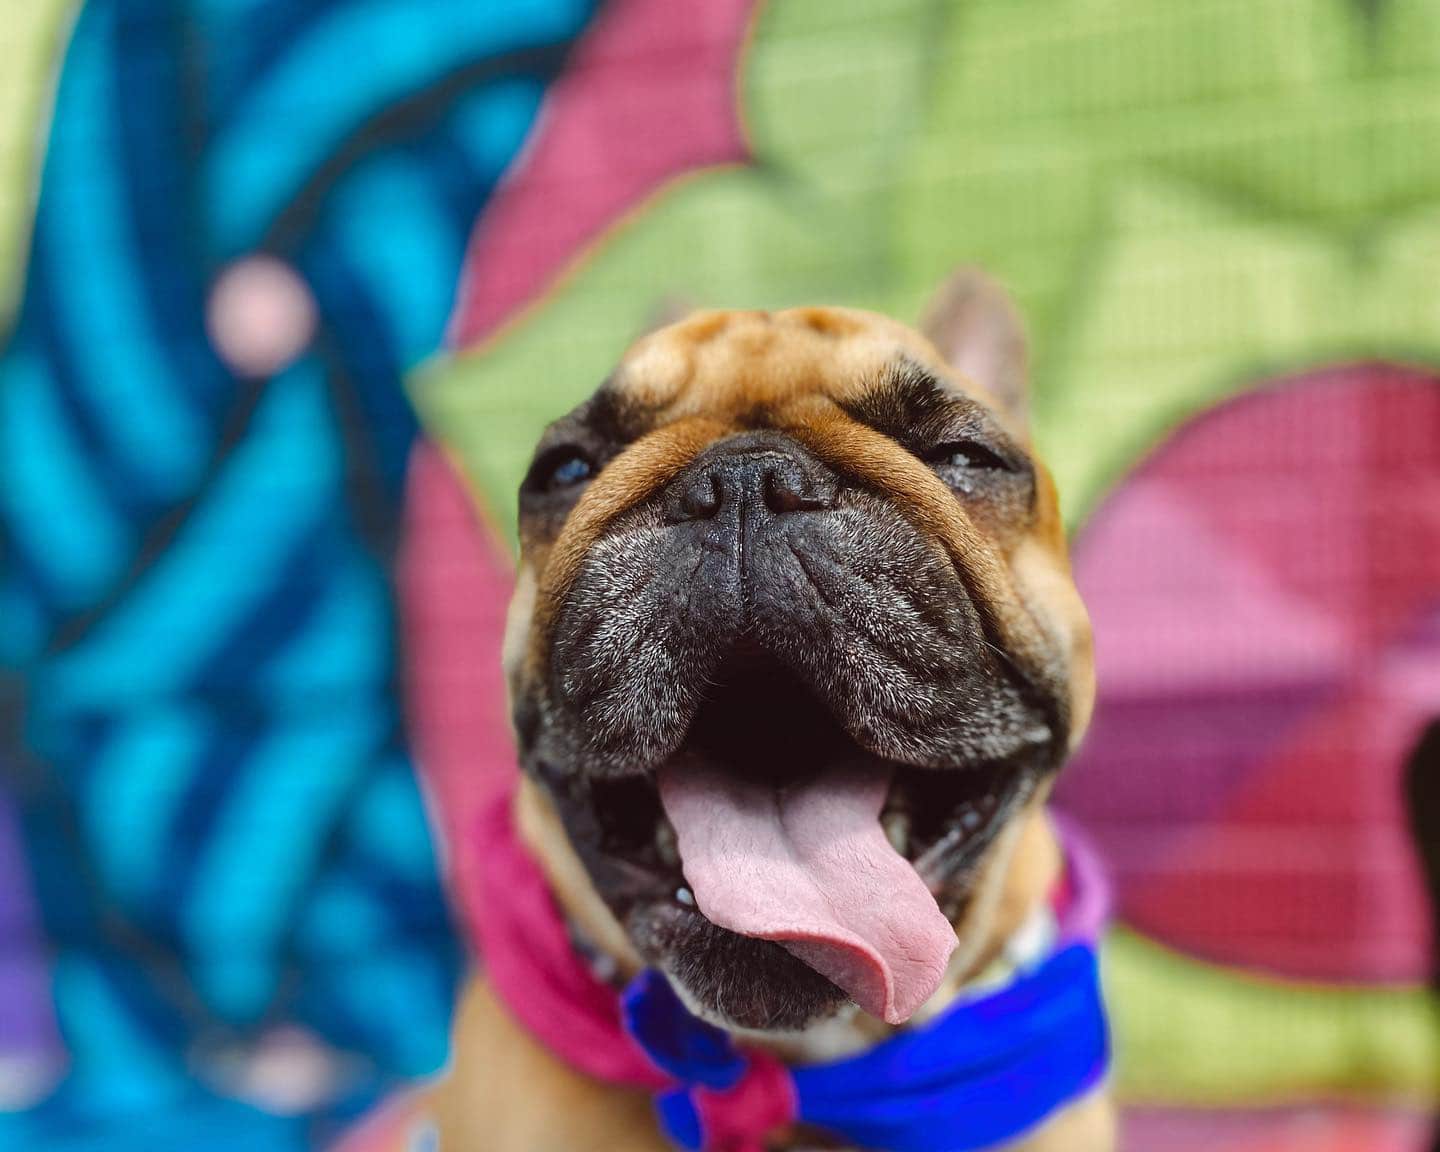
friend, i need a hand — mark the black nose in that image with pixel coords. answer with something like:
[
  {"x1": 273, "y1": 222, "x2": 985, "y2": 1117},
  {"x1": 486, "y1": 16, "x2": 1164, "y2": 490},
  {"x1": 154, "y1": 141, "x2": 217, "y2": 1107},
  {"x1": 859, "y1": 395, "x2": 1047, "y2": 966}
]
[{"x1": 671, "y1": 433, "x2": 838, "y2": 523}]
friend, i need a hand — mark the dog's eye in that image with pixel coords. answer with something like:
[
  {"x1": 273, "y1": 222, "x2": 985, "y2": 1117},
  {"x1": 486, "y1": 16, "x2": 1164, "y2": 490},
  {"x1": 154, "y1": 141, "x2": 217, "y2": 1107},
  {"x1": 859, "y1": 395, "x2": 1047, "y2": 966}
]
[
  {"x1": 527, "y1": 446, "x2": 596, "y2": 493},
  {"x1": 925, "y1": 440, "x2": 1012, "y2": 475},
  {"x1": 923, "y1": 440, "x2": 1021, "y2": 498}
]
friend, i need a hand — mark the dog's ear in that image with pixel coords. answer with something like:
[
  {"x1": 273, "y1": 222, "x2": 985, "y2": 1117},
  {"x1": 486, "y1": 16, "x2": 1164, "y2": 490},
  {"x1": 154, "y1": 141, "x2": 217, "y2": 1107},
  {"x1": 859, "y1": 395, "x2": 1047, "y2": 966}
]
[{"x1": 920, "y1": 269, "x2": 1029, "y2": 431}]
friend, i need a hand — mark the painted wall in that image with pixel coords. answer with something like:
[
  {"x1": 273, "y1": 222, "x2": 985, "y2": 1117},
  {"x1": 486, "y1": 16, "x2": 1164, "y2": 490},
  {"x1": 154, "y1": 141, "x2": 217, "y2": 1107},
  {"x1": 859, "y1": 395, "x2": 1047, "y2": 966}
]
[{"x1": 1, "y1": 2, "x2": 1436, "y2": 1148}]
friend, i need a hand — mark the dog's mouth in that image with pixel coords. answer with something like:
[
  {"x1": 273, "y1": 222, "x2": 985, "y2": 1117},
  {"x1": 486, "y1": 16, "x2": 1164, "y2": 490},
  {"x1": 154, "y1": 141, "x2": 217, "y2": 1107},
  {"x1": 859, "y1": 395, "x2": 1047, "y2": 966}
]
[{"x1": 586, "y1": 645, "x2": 1042, "y2": 1028}]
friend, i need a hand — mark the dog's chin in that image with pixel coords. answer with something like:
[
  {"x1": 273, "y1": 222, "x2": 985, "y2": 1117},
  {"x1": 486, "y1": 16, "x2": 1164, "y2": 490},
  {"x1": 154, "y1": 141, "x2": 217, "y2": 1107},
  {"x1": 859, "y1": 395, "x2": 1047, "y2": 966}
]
[
  {"x1": 537, "y1": 649, "x2": 1049, "y2": 1033},
  {"x1": 627, "y1": 902, "x2": 850, "y2": 1031}
]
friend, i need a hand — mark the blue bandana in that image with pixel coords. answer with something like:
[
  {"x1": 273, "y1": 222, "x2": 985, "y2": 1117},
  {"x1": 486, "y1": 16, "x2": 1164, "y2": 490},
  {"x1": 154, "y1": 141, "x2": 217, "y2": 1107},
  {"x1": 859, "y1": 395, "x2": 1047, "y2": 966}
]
[{"x1": 622, "y1": 938, "x2": 1109, "y2": 1152}]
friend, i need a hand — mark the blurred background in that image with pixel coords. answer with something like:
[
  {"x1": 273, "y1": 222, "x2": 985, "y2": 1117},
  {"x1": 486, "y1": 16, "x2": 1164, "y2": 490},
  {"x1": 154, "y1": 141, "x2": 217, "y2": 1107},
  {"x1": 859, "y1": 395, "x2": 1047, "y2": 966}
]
[{"x1": 0, "y1": 1, "x2": 1437, "y2": 1149}]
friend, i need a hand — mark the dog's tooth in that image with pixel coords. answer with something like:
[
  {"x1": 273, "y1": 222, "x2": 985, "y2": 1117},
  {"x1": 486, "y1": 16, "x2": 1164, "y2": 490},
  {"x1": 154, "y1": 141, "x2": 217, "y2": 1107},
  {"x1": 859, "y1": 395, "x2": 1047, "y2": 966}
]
[
  {"x1": 882, "y1": 810, "x2": 910, "y2": 854},
  {"x1": 960, "y1": 808, "x2": 982, "y2": 832},
  {"x1": 676, "y1": 887, "x2": 695, "y2": 907},
  {"x1": 655, "y1": 820, "x2": 679, "y2": 867}
]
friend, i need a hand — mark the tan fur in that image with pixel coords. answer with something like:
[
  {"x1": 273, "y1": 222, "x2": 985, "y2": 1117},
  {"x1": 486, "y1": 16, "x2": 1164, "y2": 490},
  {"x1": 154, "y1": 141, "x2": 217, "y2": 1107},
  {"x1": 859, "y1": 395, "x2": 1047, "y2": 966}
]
[
  {"x1": 383, "y1": 290, "x2": 1109, "y2": 1151},
  {"x1": 429, "y1": 981, "x2": 672, "y2": 1152},
  {"x1": 515, "y1": 775, "x2": 643, "y2": 975}
]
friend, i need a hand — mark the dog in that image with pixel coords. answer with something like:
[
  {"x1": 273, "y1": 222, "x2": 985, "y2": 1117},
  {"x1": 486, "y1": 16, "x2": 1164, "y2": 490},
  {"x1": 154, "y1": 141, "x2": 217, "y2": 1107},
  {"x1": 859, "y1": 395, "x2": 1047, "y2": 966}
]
[{"x1": 407, "y1": 271, "x2": 1111, "y2": 1152}]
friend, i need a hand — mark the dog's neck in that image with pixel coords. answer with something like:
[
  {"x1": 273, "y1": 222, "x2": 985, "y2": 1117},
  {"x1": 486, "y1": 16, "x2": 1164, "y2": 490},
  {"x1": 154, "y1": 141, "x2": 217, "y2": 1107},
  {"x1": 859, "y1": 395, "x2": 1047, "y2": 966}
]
[{"x1": 513, "y1": 777, "x2": 1062, "y2": 1065}]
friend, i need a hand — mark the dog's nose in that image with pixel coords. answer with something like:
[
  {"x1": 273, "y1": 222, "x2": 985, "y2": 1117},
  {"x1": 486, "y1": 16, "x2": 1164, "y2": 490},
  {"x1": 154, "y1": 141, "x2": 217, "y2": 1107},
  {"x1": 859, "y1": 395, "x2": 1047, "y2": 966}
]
[{"x1": 672, "y1": 435, "x2": 838, "y2": 523}]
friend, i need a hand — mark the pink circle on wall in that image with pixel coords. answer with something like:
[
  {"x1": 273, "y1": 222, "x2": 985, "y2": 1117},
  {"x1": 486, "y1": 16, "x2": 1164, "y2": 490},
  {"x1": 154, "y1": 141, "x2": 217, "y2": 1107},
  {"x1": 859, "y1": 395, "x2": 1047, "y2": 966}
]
[{"x1": 206, "y1": 255, "x2": 318, "y2": 378}]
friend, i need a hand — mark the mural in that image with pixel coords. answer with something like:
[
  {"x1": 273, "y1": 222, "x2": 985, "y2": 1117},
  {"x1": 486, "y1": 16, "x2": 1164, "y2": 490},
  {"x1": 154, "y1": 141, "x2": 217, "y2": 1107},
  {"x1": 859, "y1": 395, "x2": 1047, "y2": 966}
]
[
  {"x1": 1, "y1": 1, "x2": 1436, "y2": 1149},
  {"x1": 0, "y1": 0, "x2": 600, "y2": 1147}
]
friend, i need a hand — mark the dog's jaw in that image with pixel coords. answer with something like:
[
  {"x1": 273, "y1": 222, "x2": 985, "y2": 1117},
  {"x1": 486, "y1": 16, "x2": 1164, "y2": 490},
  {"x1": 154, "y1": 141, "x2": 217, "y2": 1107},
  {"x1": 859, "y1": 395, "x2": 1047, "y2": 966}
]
[{"x1": 511, "y1": 773, "x2": 1062, "y2": 1052}]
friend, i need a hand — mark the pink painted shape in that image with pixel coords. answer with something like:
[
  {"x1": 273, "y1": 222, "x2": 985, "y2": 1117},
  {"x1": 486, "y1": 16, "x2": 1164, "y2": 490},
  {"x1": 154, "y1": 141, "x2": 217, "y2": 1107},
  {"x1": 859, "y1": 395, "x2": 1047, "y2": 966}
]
[
  {"x1": 1150, "y1": 368, "x2": 1440, "y2": 647},
  {"x1": 1123, "y1": 689, "x2": 1434, "y2": 983},
  {"x1": 1121, "y1": 1107, "x2": 1432, "y2": 1152},
  {"x1": 206, "y1": 256, "x2": 317, "y2": 378},
  {"x1": 396, "y1": 443, "x2": 517, "y2": 935},
  {"x1": 449, "y1": 0, "x2": 754, "y2": 347},
  {"x1": 1079, "y1": 481, "x2": 1353, "y2": 695},
  {"x1": 1058, "y1": 364, "x2": 1440, "y2": 983}
]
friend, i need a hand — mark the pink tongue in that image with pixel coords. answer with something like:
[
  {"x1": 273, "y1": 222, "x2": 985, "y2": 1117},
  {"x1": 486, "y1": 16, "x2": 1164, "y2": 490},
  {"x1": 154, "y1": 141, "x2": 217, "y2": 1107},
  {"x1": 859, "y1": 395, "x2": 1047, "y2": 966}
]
[{"x1": 658, "y1": 763, "x2": 957, "y2": 1024}]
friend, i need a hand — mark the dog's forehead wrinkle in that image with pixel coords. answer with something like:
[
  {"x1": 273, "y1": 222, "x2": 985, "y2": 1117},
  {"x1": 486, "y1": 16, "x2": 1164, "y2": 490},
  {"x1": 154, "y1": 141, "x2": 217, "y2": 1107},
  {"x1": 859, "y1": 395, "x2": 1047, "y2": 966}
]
[
  {"x1": 536, "y1": 377, "x2": 657, "y2": 451},
  {"x1": 612, "y1": 307, "x2": 951, "y2": 418}
]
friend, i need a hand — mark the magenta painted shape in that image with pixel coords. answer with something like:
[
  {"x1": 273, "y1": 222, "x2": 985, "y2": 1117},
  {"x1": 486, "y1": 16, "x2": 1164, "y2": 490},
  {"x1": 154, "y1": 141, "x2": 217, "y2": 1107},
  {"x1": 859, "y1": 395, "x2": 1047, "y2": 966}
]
[
  {"x1": 396, "y1": 444, "x2": 518, "y2": 936},
  {"x1": 450, "y1": 0, "x2": 755, "y2": 346},
  {"x1": 1058, "y1": 364, "x2": 1440, "y2": 984}
]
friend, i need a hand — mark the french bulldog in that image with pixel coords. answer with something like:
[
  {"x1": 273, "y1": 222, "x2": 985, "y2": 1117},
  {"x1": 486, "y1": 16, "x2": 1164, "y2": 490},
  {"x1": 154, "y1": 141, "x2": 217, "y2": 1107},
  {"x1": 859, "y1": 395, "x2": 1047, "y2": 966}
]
[{"x1": 422, "y1": 272, "x2": 1111, "y2": 1152}]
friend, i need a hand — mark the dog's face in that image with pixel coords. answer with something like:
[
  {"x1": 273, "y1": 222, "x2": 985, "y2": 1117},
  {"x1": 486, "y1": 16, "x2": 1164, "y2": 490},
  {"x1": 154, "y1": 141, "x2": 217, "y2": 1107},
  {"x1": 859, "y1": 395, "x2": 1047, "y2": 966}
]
[{"x1": 504, "y1": 275, "x2": 1093, "y2": 1033}]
